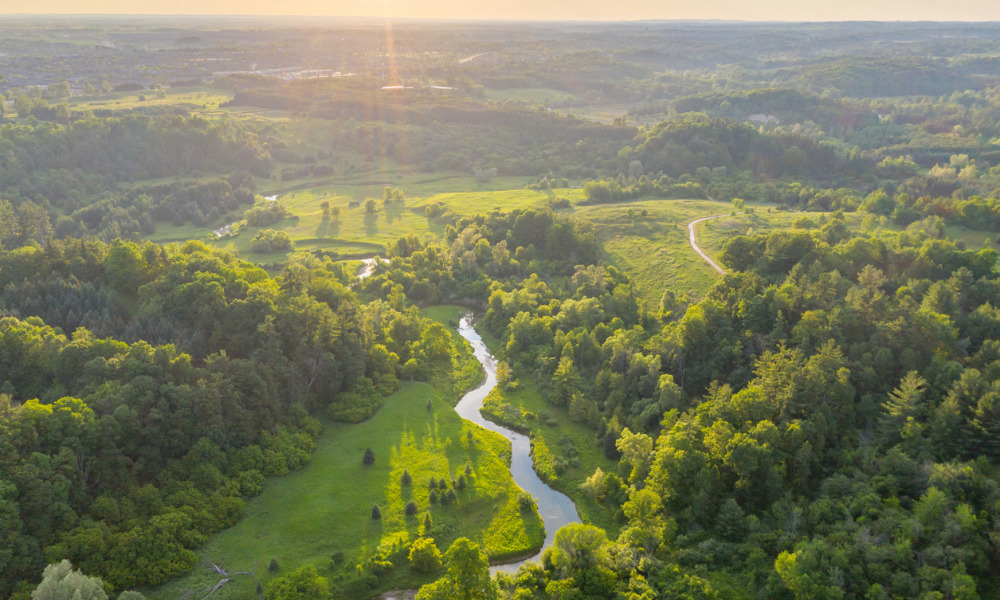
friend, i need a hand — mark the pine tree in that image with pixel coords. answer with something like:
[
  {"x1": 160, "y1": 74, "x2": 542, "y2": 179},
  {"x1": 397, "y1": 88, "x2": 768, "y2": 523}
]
[
  {"x1": 363, "y1": 447, "x2": 375, "y2": 465},
  {"x1": 371, "y1": 504, "x2": 382, "y2": 519}
]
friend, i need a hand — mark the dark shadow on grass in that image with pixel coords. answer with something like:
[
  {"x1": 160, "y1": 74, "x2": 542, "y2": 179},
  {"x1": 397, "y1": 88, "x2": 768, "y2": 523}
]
[
  {"x1": 316, "y1": 215, "x2": 331, "y2": 238},
  {"x1": 385, "y1": 201, "x2": 403, "y2": 224},
  {"x1": 364, "y1": 212, "x2": 379, "y2": 236}
]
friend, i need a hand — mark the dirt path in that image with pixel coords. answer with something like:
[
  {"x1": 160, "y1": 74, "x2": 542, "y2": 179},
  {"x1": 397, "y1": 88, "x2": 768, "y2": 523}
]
[{"x1": 687, "y1": 215, "x2": 728, "y2": 275}]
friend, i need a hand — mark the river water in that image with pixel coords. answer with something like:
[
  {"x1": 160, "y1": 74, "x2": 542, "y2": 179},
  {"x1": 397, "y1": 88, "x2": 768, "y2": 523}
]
[
  {"x1": 454, "y1": 315, "x2": 581, "y2": 574},
  {"x1": 357, "y1": 257, "x2": 387, "y2": 279}
]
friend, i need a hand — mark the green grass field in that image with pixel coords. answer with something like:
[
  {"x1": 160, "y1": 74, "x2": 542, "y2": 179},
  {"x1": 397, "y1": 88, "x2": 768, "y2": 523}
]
[
  {"x1": 144, "y1": 183, "x2": 580, "y2": 261},
  {"x1": 577, "y1": 198, "x2": 734, "y2": 303},
  {"x1": 144, "y1": 192, "x2": 751, "y2": 299},
  {"x1": 152, "y1": 306, "x2": 542, "y2": 600},
  {"x1": 66, "y1": 87, "x2": 231, "y2": 111}
]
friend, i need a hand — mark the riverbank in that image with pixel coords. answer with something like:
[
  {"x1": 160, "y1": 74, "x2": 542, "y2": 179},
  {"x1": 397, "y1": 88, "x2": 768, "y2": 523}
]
[
  {"x1": 454, "y1": 315, "x2": 581, "y2": 574},
  {"x1": 474, "y1": 327, "x2": 623, "y2": 536}
]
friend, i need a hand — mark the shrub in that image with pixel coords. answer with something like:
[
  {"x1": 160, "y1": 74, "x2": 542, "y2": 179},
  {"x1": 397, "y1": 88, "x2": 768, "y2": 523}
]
[
  {"x1": 250, "y1": 228, "x2": 293, "y2": 253},
  {"x1": 518, "y1": 492, "x2": 537, "y2": 512},
  {"x1": 265, "y1": 564, "x2": 328, "y2": 600},
  {"x1": 363, "y1": 447, "x2": 375, "y2": 465},
  {"x1": 408, "y1": 538, "x2": 442, "y2": 573},
  {"x1": 425, "y1": 202, "x2": 444, "y2": 218},
  {"x1": 371, "y1": 504, "x2": 381, "y2": 519}
]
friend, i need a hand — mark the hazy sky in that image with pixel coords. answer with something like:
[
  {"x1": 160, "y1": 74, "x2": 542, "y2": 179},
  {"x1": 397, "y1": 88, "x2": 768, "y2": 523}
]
[{"x1": 6, "y1": 0, "x2": 1000, "y2": 21}]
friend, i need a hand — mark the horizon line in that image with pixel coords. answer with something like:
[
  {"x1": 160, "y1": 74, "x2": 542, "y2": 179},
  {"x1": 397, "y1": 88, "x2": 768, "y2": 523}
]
[{"x1": 0, "y1": 14, "x2": 999, "y2": 24}]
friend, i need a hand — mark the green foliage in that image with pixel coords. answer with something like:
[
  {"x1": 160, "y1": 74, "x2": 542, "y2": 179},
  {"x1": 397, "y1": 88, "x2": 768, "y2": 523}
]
[
  {"x1": 417, "y1": 538, "x2": 496, "y2": 600},
  {"x1": 408, "y1": 538, "x2": 443, "y2": 573},
  {"x1": 250, "y1": 229, "x2": 293, "y2": 253},
  {"x1": 31, "y1": 561, "x2": 107, "y2": 600},
  {"x1": 265, "y1": 564, "x2": 328, "y2": 600}
]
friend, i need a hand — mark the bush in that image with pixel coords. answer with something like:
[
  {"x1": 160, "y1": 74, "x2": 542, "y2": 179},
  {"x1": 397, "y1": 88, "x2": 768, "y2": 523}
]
[
  {"x1": 363, "y1": 447, "x2": 375, "y2": 465},
  {"x1": 266, "y1": 564, "x2": 328, "y2": 600},
  {"x1": 250, "y1": 229, "x2": 293, "y2": 253},
  {"x1": 518, "y1": 492, "x2": 537, "y2": 512},
  {"x1": 408, "y1": 538, "x2": 442, "y2": 573},
  {"x1": 371, "y1": 504, "x2": 381, "y2": 519},
  {"x1": 425, "y1": 202, "x2": 445, "y2": 218}
]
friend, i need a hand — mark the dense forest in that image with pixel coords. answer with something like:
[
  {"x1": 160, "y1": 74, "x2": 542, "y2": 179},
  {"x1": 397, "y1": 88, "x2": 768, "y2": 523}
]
[
  {"x1": 3, "y1": 16, "x2": 1000, "y2": 600},
  {"x1": 0, "y1": 239, "x2": 462, "y2": 597}
]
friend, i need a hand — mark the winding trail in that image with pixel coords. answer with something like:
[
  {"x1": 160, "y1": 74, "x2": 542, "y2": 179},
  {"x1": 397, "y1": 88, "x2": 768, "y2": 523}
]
[
  {"x1": 454, "y1": 316, "x2": 581, "y2": 575},
  {"x1": 687, "y1": 215, "x2": 728, "y2": 275}
]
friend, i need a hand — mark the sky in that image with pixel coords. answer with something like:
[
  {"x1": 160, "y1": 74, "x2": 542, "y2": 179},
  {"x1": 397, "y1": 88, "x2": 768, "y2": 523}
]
[{"x1": 5, "y1": 0, "x2": 1000, "y2": 21}]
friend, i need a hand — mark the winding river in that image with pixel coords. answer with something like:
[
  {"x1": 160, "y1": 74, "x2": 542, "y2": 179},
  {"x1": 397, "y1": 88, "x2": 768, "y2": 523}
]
[
  {"x1": 353, "y1": 252, "x2": 580, "y2": 575},
  {"x1": 454, "y1": 315, "x2": 581, "y2": 574}
]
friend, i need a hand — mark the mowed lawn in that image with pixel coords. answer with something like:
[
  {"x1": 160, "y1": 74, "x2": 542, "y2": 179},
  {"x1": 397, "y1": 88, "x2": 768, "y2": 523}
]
[{"x1": 153, "y1": 366, "x2": 542, "y2": 599}]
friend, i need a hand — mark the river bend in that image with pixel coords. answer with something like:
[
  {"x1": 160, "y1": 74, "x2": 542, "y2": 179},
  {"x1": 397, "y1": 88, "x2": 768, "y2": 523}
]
[{"x1": 454, "y1": 315, "x2": 581, "y2": 574}]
